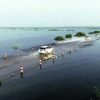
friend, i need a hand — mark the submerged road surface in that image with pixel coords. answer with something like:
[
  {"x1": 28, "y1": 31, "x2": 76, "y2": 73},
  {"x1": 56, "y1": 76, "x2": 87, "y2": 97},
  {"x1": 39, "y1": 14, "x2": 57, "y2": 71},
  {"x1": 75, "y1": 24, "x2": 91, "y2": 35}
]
[{"x1": 0, "y1": 39, "x2": 100, "y2": 100}]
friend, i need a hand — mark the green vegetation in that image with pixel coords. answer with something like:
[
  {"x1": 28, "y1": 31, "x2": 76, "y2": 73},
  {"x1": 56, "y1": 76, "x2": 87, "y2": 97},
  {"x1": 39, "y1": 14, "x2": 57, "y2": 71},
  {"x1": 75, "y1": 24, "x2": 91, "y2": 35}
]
[
  {"x1": 13, "y1": 45, "x2": 19, "y2": 50},
  {"x1": 0, "y1": 80, "x2": 2, "y2": 86},
  {"x1": 54, "y1": 36, "x2": 65, "y2": 41},
  {"x1": 48, "y1": 28, "x2": 59, "y2": 31},
  {"x1": 94, "y1": 86, "x2": 100, "y2": 99},
  {"x1": 34, "y1": 28, "x2": 39, "y2": 31},
  {"x1": 65, "y1": 34, "x2": 72, "y2": 38},
  {"x1": 94, "y1": 31, "x2": 100, "y2": 33},
  {"x1": 12, "y1": 45, "x2": 20, "y2": 55},
  {"x1": 54, "y1": 31, "x2": 87, "y2": 43},
  {"x1": 75, "y1": 32, "x2": 86, "y2": 37},
  {"x1": 88, "y1": 32, "x2": 95, "y2": 34},
  {"x1": 89, "y1": 31, "x2": 100, "y2": 34}
]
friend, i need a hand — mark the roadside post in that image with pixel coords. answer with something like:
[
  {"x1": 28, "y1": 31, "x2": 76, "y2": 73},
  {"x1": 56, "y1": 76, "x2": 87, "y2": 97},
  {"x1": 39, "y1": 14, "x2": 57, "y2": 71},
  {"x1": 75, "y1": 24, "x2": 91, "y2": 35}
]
[
  {"x1": 62, "y1": 50, "x2": 64, "y2": 59},
  {"x1": 20, "y1": 64, "x2": 24, "y2": 78},
  {"x1": 39, "y1": 59, "x2": 42, "y2": 70},
  {"x1": 0, "y1": 79, "x2": 2, "y2": 86},
  {"x1": 4, "y1": 53, "x2": 7, "y2": 60},
  {"x1": 32, "y1": 47, "x2": 34, "y2": 52},
  {"x1": 52, "y1": 55, "x2": 55, "y2": 63},
  {"x1": 20, "y1": 50, "x2": 23, "y2": 56}
]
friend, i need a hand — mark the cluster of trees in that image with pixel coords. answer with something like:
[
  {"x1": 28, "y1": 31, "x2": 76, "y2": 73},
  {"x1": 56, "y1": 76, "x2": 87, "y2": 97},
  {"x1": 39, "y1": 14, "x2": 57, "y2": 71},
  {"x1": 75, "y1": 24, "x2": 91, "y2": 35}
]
[
  {"x1": 65, "y1": 34, "x2": 72, "y2": 38},
  {"x1": 54, "y1": 36, "x2": 65, "y2": 41},
  {"x1": 75, "y1": 32, "x2": 86, "y2": 37},
  {"x1": 54, "y1": 32, "x2": 86, "y2": 41},
  {"x1": 89, "y1": 31, "x2": 100, "y2": 34},
  {"x1": 13, "y1": 45, "x2": 19, "y2": 50},
  {"x1": 48, "y1": 28, "x2": 59, "y2": 31}
]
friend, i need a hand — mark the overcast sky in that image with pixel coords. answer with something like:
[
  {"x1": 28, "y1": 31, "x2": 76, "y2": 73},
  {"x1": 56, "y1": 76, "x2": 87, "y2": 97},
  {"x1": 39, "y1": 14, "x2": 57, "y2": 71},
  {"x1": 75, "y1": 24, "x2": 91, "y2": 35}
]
[{"x1": 0, "y1": 0, "x2": 100, "y2": 27}]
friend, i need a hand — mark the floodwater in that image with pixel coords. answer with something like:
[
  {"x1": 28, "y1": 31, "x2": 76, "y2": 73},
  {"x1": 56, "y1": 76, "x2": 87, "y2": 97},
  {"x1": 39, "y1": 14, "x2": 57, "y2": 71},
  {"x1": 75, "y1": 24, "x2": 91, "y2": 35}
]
[
  {"x1": 0, "y1": 27, "x2": 99, "y2": 56},
  {"x1": 0, "y1": 27, "x2": 100, "y2": 100}
]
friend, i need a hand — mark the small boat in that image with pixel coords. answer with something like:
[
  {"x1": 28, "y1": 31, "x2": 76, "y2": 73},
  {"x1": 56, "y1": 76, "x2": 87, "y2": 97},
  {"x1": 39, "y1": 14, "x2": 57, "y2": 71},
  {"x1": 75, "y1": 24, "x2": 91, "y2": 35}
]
[{"x1": 38, "y1": 46, "x2": 54, "y2": 54}]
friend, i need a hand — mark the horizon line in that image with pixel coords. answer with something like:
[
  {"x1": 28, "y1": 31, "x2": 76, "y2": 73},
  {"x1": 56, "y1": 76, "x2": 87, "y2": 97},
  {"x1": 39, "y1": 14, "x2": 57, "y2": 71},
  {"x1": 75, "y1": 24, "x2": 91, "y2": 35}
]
[{"x1": 0, "y1": 26, "x2": 100, "y2": 28}]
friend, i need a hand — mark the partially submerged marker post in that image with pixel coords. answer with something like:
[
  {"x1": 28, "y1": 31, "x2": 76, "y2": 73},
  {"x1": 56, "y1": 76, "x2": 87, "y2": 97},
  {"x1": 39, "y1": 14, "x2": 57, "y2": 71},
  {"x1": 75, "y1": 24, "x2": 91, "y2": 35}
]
[
  {"x1": 52, "y1": 55, "x2": 55, "y2": 64},
  {"x1": 67, "y1": 47, "x2": 72, "y2": 54},
  {"x1": 62, "y1": 50, "x2": 64, "y2": 59},
  {"x1": 11, "y1": 73, "x2": 14, "y2": 77},
  {"x1": 39, "y1": 59, "x2": 42, "y2": 70},
  {"x1": 32, "y1": 47, "x2": 34, "y2": 52},
  {"x1": 20, "y1": 64, "x2": 24, "y2": 78},
  {"x1": 19, "y1": 50, "x2": 23, "y2": 56},
  {"x1": 4, "y1": 53, "x2": 7, "y2": 60},
  {"x1": 0, "y1": 79, "x2": 2, "y2": 86}
]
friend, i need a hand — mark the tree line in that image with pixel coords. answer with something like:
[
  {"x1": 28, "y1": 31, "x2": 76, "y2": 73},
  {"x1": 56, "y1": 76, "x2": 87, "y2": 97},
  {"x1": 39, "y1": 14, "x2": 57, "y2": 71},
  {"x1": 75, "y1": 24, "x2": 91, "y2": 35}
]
[{"x1": 54, "y1": 32, "x2": 86, "y2": 41}]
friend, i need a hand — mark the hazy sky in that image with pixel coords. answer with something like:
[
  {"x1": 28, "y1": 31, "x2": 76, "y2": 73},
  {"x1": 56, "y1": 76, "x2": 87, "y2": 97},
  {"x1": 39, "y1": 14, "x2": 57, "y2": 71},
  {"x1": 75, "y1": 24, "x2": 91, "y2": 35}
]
[{"x1": 0, "y1": 0, "x2": 100, "y2": 27}]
